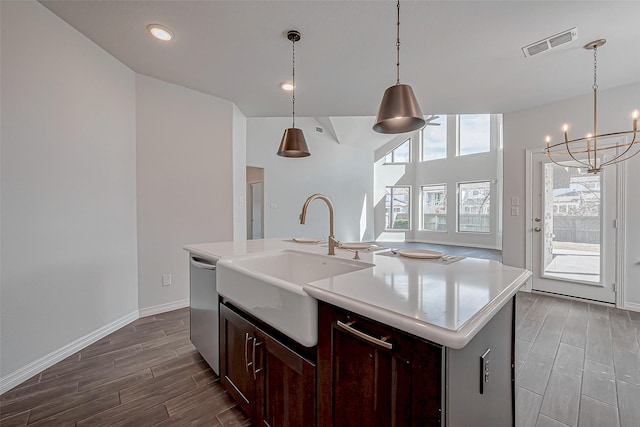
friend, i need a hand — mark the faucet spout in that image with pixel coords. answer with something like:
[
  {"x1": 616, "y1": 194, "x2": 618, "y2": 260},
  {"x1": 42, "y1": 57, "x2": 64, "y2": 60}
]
[{"x1": 299, "y1": 194, "x2": 338, "y2": 255}]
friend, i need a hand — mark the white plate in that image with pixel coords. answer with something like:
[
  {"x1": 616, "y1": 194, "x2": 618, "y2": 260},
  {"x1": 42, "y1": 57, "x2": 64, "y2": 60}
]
[
  {"x1": 293, "y1": 237, "x2": 323, "y2": 244},
  {"x1": 397, "y1": 249, "x2": 443, "y2": 259},
  {"x1": 340, "y1": 242, "x2": 372, "y2": 250}
]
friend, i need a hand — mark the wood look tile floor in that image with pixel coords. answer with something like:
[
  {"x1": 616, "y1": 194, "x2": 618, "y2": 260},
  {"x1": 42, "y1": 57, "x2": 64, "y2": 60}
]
[
  {"x1": 0, "y1": 308, "x2": 250, "y2": 426},
  {"x1": 516, "y1": 292, "x2": 640, "y2": 427},
  {"x1": 2, "y1": 295, "x2": 639, "y2": 426}
]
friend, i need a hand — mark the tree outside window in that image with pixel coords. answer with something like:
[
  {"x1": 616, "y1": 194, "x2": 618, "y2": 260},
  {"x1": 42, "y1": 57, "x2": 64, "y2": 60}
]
[
  {"x1": 422, "y1": 185, "x2": 447, "y2": 231},
  {"x1": 385, "y1": 186, "x2": 410, "y2": 229},
  {"x1": 458, "y1": 181, "x2": 490, "y2": 233}
]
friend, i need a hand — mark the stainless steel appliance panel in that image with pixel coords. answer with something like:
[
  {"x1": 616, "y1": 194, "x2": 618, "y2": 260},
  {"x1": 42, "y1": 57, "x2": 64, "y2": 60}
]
[{"x1": 189, "y1": 256, "x2": 219, "y2": 374}]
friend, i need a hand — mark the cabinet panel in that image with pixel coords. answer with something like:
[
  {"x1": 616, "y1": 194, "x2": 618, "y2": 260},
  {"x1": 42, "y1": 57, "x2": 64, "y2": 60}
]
[
  {"x1": 220, "y1": 303, "x2": 316, "y2": 427},
  {"x1": 318, "y1": 302, "x2": 442, "y2": 427},
  {"x1": 220, "y1": 304, "x2": 257, "y2": 421},
  {"x1": 259, "y1": 331, "x2": 316, "y2": 427}
]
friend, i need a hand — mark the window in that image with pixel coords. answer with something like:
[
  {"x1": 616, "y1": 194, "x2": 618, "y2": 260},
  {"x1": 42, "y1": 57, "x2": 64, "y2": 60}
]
[
  {"x1": 421, "y1": 115, "x2": 447, "y2": 161},
  {"x1": 384, "y1": 138, "x2": 411, "y2": 163},
  {"x1": 458, "y1": 181, "x2": 491, "y2": 233},
  {"x1": 385, "y1": 186, "x2": 411, "y2": 230},
  {"x1": 458, "y1": 114, "x2": 490, "y2": 156},
  {"x1": 422, "y1": 185, "x2": 447, "y2": 231}
]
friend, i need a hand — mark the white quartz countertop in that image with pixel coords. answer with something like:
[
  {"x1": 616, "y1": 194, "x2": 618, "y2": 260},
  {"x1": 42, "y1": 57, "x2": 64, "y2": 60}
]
[{"x1": 184, "y1": 239, "x2": 531, "y2": 348}]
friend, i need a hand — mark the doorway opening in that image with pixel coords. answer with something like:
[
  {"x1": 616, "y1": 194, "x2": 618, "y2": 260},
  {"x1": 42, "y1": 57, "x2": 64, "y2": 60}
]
[{"x1": 246, "y1": 166, "x2": 264, "y2": 240}]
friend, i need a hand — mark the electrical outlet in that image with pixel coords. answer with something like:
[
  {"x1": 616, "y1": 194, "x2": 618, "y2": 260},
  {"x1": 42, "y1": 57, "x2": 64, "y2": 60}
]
[
  {"x1": 162, "y1": 274, "x2": 171, "y2": 287},
  {"x1": 511, "y1": 206, "x2": 519, "y2": 216}
]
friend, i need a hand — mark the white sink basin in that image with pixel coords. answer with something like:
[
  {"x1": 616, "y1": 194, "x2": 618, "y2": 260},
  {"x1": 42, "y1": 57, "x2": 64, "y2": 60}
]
[{"x1": 217, "y1": 249, "x2": 374, "y2": 347}]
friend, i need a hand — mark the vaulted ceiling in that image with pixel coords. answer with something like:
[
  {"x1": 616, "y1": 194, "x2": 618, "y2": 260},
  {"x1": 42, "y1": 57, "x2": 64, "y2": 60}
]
[{"x1": 41, "y1": 1, "x2": 639, "y2": 119}]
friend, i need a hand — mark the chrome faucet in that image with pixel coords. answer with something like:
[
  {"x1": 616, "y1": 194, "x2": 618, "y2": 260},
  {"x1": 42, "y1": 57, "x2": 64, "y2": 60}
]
[{"x1": 299, "y1": 194, "x2": 339, "y2": 255}]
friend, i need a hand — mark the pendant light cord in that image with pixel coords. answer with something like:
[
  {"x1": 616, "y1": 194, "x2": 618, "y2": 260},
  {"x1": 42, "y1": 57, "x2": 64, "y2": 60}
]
[
  {"x1": 396, "y1": 0, "x2": 401, "y2": 85},
  {"x1": 292, "y1": 36, "x2": 296, "y2": 128}
]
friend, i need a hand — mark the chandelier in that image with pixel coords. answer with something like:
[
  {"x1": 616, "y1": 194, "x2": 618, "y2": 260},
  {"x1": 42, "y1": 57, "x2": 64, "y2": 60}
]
[{"x1": 544, "y1": 39, "x2": 638, "y2": 174}]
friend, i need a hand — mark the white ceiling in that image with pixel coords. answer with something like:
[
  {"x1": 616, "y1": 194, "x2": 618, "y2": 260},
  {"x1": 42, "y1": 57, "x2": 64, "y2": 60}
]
[{"x1": 40, "y1": 0, "x2": 639, "y2": 120}]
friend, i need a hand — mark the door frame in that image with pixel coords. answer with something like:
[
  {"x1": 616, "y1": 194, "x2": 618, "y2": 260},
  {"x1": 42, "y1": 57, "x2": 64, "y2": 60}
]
[{"x1": 524, "y1": 147, "x2": 626, "y2": 307}]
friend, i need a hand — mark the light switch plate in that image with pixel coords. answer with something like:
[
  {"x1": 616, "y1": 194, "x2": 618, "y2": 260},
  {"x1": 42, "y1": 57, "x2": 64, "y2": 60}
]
[
  {"x1": 511, "y1": 196, "x2": 520, "y2": 206},
  {"x1": 511, "y1": 207, "x2": 519, "y2": 216}
]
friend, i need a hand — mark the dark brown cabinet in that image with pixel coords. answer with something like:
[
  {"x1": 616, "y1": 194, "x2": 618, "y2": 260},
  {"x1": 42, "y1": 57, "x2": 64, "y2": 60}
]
[
  {"x1": 317, "y1": 302, "x2": 443, "y2": 427},
  {"x1": 220, "y1": 303, "x2": 316, "y2": 427}
]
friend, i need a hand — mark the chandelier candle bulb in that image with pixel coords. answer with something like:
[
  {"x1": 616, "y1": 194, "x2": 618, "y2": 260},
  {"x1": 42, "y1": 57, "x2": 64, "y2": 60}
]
[{"x1": 562, "y1": 124, "x2": 569, "y2": 141}]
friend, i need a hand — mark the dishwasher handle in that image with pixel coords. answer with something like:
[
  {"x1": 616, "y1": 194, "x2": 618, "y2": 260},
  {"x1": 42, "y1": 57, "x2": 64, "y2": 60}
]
[{"x1": 190, "y1": 256, "x2": 217, "y2": 270}]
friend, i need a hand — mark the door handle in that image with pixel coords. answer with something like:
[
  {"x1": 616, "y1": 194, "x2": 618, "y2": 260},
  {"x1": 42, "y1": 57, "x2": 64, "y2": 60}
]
[
  {"x1": 337, "y1": 320, "x2": 393, "y2": 350},
  {"x1": 252, "y1": 339, "x2": 262, "y2": 380},
  {"x1": 534, "y1": 227, "x2": 541, "y2": 232},
  {"x1": 534, "y1": 217, "x2": 541, "y2": 222},
  {"x1": 244, "y1": 333, "x2": 253, "y2": 373}
]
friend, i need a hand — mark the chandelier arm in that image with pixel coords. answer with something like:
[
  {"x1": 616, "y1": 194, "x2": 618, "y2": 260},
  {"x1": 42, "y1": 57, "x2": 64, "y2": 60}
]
[
  {"x1": 599, "y1": 132, "x2": 639, "y2": 167},
  {"x1": 546, "y1": 150, "x2": 583, "y2": 169},
  {"x1": 563, "y1": 142, "x2": 594, "y2": 169}
]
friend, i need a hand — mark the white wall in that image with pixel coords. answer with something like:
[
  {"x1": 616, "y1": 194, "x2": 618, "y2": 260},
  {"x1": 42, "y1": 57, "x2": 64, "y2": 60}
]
[
  {"x1": 374, "y1": 116, "x2": 503, "y2": 249},
  {"x1": 503, "y1": 82, "x2": 640, "y2": 309},
  {"x1": 247, "y1": 118, "x2": 374, "y2": 242},
  {"x1": 233, "y1": 105, "x2": 247, "y2": 241},
  {"x1": 1, "y1": 0, "x2": 138, "y2": 379},
  {"x1": 136, "y1": 74, "x2": 239, "y2": 312}
]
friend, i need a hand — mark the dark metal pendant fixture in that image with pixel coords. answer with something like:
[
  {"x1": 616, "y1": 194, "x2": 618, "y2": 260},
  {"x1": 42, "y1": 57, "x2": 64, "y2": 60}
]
[
  {"x1": 277, "y1": 30, "x2": 310, "y2": 157},
  {"x1": 373, "y1": 1, "x2": 425, "y2": 134}
]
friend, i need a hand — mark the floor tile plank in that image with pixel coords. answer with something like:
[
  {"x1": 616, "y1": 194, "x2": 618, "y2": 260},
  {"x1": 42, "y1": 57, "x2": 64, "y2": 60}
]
[
  {"x1": 616, "y1": 380, "x2": 640, "y2": 427},
  {"x1": 582, "y1": 359, "x2": 617, "y2": 406},
  {"x1": 539, "y1": 371, "x2": 581, "y2": 427},
  {"x1": 577, "y1": 395, "x2": 620, "y2": 427}
]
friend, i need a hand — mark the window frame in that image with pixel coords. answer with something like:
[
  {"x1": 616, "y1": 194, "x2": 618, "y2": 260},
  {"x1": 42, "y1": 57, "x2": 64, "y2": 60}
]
[
  {"x1": 384, "y1": 185, "x2": 412, "y2": 230},
  {"x1": 457, "y1": 180, "x2": 491, "y2": 234},
  {"x1": 384, "y1": 138, "x2": 412, "y2": 164},
  {"x1": 421, "y1": 184, "x2": 447, "y2": 232},
  {"x1": 457, "y1": 114, "x2": 492, "y2": 157},
  {"x1": 421, "y1": 115, "x2": 448, "y2": 162}
]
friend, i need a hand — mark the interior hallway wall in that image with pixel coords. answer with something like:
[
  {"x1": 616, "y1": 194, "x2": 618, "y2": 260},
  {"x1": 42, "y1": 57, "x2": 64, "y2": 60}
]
[
  {"x1": 136, "y1": 74, "x2": 240, "y2": 313},
  {"x1": 1, "y1": 1, "x2": 138, "y2": 382}
]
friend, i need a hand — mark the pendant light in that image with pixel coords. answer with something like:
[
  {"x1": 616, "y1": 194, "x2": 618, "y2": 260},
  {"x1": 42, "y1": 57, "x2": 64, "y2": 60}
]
[
  {"x1": 277, "y1": 30, "x2": 310, "y2": 157},
  {"x1": 373, "y1": 0, "x2": 425, "y2": 134}
]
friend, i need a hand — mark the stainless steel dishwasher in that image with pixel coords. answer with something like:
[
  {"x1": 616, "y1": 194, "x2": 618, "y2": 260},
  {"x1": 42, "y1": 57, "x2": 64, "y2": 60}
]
[{"x1": 189, "y1": 255, "x2": 219, "y2": 374}]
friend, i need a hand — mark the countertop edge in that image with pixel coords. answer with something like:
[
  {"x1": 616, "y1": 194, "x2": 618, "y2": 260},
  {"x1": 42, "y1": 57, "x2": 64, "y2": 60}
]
[{"x1": 304, "y1": 269, "x2": 532, "y2": 349}]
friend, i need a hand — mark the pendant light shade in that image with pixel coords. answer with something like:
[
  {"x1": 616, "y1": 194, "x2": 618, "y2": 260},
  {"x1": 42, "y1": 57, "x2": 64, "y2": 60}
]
[
  {"x1": 373, "y1": 84, "x2": 425, "y2": 134},
  {"x1": 277, "y1": 30, "x2": 310, "y2": 157},
  {"x1": 277, "y1": 128, "x2": 310, "y2": 157},
  {"x1": 373, "y1": 1, "x2": 425, "y2": 134}
]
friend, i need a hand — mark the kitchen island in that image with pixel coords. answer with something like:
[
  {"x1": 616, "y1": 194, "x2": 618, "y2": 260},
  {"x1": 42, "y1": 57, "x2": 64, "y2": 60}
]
[{"x1": 185, "y1": 238, "x2": 531, "y2": 426}]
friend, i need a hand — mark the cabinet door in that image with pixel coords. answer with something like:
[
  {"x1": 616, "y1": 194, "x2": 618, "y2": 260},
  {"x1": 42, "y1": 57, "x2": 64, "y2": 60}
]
[
  {"x1": 256, "y1": 330, "x2": 316, "y2": 427},
  {"x1": 219, "y1": 304, "x2": 258, "y2": 422},
  {"x1": 318, "y1": 303, "x2": 442, "y2": 427}
]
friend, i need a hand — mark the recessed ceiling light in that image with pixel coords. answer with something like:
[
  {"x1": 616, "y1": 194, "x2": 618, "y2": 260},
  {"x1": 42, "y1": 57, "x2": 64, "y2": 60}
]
[
  {"x1": 147, "y1": 24, "x2": 174, "y2": 41},
  {"x1": 280, "y1": 81, "x2": 295, "y2": 91}
]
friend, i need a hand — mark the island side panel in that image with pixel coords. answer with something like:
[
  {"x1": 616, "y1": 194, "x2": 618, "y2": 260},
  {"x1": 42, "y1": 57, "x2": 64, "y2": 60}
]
[{"x1": 445, "y1": 297, "x2": 515, "y2": 427}]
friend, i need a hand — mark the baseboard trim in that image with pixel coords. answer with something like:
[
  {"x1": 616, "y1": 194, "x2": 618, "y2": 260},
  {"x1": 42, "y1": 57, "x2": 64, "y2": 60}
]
[
  {"x1": 623, "y1": 302, "x2": 640, "y2": 313},
  {"x1": 139, "y1": 299, "x2": 190, "y2": 318},
  {"x1": 0, "y1": 310, "x2": 139, "y2": 394}
]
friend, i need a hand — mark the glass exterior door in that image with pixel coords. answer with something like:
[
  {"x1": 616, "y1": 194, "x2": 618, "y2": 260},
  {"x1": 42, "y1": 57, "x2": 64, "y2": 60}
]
[{"x1": 531, "y1": 153, "x2": 616, "y2": 303}]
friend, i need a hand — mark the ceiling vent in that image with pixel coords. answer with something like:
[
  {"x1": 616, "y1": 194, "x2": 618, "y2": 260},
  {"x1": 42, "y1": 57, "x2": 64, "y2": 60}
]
[{"x1": 522, "y1": 28, "x2": 578, "y2": 58}]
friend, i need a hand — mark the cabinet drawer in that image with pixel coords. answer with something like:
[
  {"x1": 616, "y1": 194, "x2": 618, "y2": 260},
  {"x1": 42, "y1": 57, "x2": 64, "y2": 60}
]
[{"x1": 318, "y1": 302, "x2": 443, "y2": 427}]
